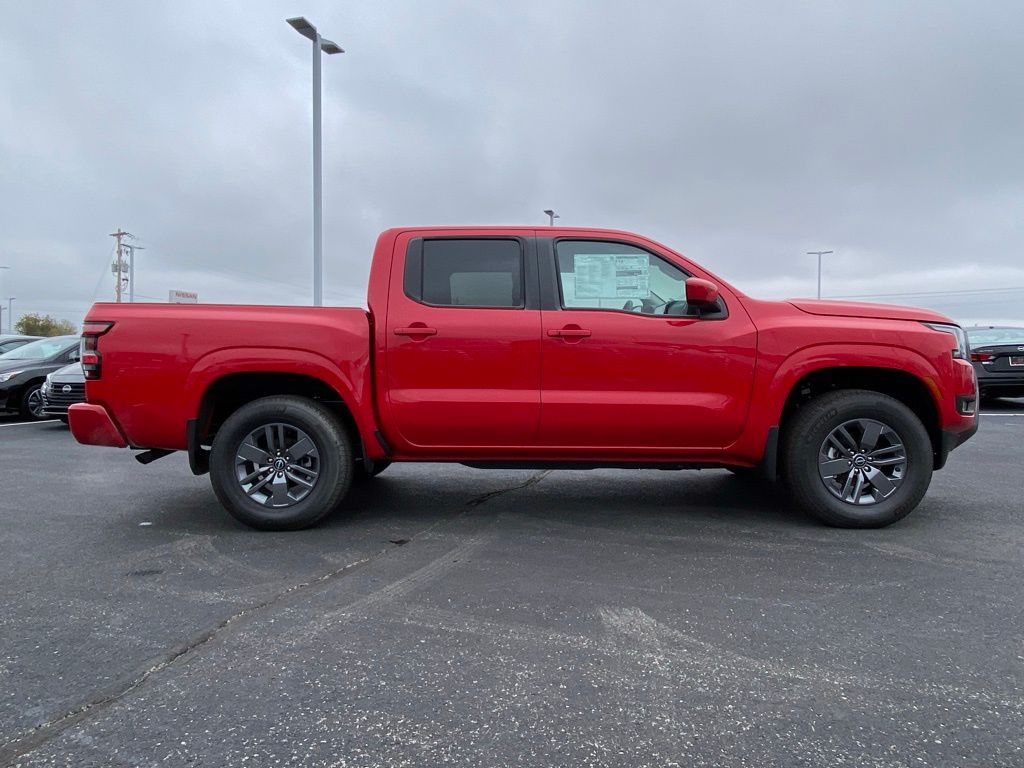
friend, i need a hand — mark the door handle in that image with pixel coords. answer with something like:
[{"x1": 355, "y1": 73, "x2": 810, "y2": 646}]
[
  {"x1": 394, "y1": 325, "x2": 437, "y2": 337},
  {"x1": 547, "y1": 328, "x2": 591, "y2": 338}
]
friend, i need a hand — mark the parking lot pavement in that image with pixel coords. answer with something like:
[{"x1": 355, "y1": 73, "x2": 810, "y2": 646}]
[{"x1": 1, "y1": 404, "x2": 1023, "y2": 767}]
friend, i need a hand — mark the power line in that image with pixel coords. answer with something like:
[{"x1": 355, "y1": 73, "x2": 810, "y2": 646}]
[{"x1": 828, "y1": 286, "x2": 1024, "y2": 300}]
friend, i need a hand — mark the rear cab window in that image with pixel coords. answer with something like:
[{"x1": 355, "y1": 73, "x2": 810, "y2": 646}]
[{"x1": 405, "y1": 238, "x2": 525, "y2": 309}]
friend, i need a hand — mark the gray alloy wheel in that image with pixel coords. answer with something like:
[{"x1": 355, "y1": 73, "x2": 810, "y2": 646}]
[
  {"x1": 234, "y1": 423, "x2": 321, "y2": 508},
  {"x1": 818, "y1": 418, "x2": 906, "y2": 505},
  {"x1": 23, "y1": 385, "x2": 45, "y2": 420}
]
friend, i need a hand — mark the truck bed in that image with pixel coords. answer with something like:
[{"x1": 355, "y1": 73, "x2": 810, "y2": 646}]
[{"x1": 83, "y1": 303, "x2": 373, "y2": 451}]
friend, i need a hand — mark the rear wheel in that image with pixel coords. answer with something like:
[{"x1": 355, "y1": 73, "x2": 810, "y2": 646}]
[
  {"x1": 782, "y1": 390, "x2": 932, "y2": 528},
  {"x1": 210, "y1": 396, "x2": 353, "y2": 530},
  {"x1": 19, "y1": 384, "x2": 46, "y2": 421}
]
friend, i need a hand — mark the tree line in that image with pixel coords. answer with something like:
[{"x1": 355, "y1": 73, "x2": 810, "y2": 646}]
[{"x1": 13, "y1": 313, "x2": 77, "y2": 336}]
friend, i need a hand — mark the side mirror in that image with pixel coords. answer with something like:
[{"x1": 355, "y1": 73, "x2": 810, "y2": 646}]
[{"x1": 685, "y1": 278, "x2": 720, "y2": 308}]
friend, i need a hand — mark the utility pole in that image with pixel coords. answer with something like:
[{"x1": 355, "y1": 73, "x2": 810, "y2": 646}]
[
  {"x1": 110, "y1": 228, "x2": 135, "y2": 302},
  {"x1": 123, "y1": 243, "x2": 145, "y2": 302},
  {"x1": 4, "y1": 298, "x2": 12, "y2": 334},
  {"x1": 543, "y1": 209, "x2": 560, "y2": 226},
  {"x1": 807, "y1": 250, "x2": 834, "y2": 299}
]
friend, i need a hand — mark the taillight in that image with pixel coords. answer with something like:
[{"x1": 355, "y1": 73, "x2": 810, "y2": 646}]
[
  {"x1": 80, "y1": 321, "x2": 114, "y2": 380},
  {"x1": 970, "y1": 350, "x2": 995, "y2": 362}
]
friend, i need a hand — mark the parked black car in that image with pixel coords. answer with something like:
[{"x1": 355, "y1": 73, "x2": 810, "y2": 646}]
[
  {"x1": 966, "y1": 326, "x2": 1024, "y2": 401},
  {"x1": 40, "y1": 362, "x2": 85, "y2": 422},
  {"x1": 0, "y1": 335, "x2": 42, "y2": 354},
  {"x1": 0, "y1": 336, "x2": 81, "y2": 420}
]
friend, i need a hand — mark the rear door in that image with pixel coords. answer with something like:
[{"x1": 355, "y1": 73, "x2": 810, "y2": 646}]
[
  {"x1": 539, "y1": 237, "x2": 757, "y2": 451},
  {"x1": 383, "y1": 232, "x2": 542, "y2": 451}
]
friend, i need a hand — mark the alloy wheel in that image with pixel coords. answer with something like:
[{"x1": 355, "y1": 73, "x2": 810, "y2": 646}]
[
  {"x1": 27, "y1": 388, "x2": 45, "y2": 419},
  {"x1": 818, "y1": 418, "x2": 907, "y2": 506},
  {"x1": 234, "y1": 422, "x2": 321, "y2": 508}
]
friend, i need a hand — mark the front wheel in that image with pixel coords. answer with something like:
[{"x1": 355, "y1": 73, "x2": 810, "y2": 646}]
[
  {"x1": 782, "y1": 390, "x2": 933, "y2": 528},
  {"x1": 20, "y1": 384, "x2": 46, "y2": 421},
  {"x1": 209, "y1": 396, "x2": 353, "y2": 530}
]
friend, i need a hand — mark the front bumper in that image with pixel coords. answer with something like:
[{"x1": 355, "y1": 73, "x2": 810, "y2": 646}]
[
  {"x1": 935, "y1": 416, "x2": 980, "y2": 470},
  {"x1": 67, "y1": 403, "x2": 128, "y2": 448},
  {"x1": 0, "y1": 382, "x2": 15, "y2": 412},
  {"x1": 40, "y1": 386, "x2": 85, "y2": 417}
]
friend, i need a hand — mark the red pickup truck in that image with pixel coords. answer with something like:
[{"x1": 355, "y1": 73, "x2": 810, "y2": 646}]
[{"x1": 69, "y1": 227, "x2": 978, "y2": 530}]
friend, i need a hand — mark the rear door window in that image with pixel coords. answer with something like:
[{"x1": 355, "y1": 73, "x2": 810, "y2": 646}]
[{"x1": 408, "y1": 239, "x2": 525, "y2": 308}]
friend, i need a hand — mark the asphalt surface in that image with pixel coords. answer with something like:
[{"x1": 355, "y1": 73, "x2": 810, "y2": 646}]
[{"x1": 1, "y1": 403, "x2": 1023, "y2": 767}]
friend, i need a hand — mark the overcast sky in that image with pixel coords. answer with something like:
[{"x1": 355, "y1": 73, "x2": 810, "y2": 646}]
[{"x1": 1, "y1": 0, "x2": 1022, "y2": 327}]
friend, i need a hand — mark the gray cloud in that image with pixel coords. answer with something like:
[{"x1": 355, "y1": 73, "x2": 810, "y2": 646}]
[{"x1": 1, "y1": 0, "x2": 1022, "y2": 326}]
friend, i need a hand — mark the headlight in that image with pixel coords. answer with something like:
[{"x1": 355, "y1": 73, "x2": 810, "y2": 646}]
[
  {"x1": 922, "y1": 322, "x2": 968, "y2": 360},
  {"x1": 0, "y1": 370, "x2": 24, "y2": 383}
]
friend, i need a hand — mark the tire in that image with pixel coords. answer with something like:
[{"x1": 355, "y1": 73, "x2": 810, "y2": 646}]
[
  {"x1": 354, "y1": 458, "x2": 391, "y2": 482},
  {"x1": 19, "y1": 383, "x2": 46, "y2": 421},
  {"x1": 209, "y1": 396, "x2": 353, "y2": 531},
  {"x1": 781, "y1": 389, "x2": 932, "y2": 528}
]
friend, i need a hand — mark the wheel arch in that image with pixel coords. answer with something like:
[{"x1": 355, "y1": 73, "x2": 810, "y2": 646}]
[
  {"x1": 778, "y1": 366, "x2": 942, "y2": 470},
  {"x1": 188, "y1": 368, "x2": 373, "y2": 475}
]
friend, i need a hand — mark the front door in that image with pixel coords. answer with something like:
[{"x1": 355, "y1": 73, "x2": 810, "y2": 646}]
[
  {"x1": 540, "y1": 239, "x2": 757, "y2": 451},
  {"x1": 384, "y1": 233, "x2": 542, "y2": 451}
]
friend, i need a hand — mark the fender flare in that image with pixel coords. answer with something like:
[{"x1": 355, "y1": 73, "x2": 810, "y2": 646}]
[
  {"x1": 182, "y1": 346, "x2": 377, "y2": 450},
  {"x1": 733, "y1": 342, "x2": 943, "y2": 467}
]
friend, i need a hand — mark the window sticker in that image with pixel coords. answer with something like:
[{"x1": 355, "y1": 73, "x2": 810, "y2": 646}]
[{"x1": 573, "y1": 254, "x2": 649, "y2": 299}]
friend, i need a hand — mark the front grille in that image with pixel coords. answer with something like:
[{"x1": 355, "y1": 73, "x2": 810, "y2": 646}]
[{"x1": 43, "y1": 383, "x2": 85, "y2": 406}]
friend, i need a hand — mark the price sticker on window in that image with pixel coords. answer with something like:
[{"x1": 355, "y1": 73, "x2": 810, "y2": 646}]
[{"x1": 573, "y1": 254, "x2": 649, "y2": 299}]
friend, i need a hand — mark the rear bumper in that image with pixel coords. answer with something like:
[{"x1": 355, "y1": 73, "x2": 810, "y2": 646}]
[
  {"x1": 976, "y1": 372, "x2": 1024, "y2": 398},
  {"x1": 68, "y1": 403, "x2": 128, "y2": 448}
]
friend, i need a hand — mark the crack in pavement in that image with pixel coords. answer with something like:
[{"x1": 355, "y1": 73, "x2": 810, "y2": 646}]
[
  {"x1": 465, "y1": 469, "x2": 551, "y2": 507},
  {"x1": 0, "y1": 469, "x2": 550, "y2": 766}
]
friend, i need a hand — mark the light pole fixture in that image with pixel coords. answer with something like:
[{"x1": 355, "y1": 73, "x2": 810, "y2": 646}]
[
  {"x1": 543, "y1": 209, "x2": 560, "y2": 227},
  {"x1": 287, "y1": 16, "x2": 344, "y2": 307},
  {"x1": 807, "y1": 250, "x2": 834, "y2": 299}
]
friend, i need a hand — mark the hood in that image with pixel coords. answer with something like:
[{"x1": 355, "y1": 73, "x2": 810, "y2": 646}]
[
  {"x1": 788, "y1": 299, "x2": 953, "y2": 324},
  {"x1": 49, "y1": 363, "x2": 85, "y2": 382},
  {"x1": 0, "y1": 358, "x2": 41, "y2": 375}
]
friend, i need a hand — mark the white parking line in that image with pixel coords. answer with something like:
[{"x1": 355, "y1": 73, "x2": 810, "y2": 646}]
[
  {"x1": 979, "y1": 412, "x2": 1024, "y2": 417},
  {"x1": 0, "y1": 420, "x2": 59, "y2": 427}
]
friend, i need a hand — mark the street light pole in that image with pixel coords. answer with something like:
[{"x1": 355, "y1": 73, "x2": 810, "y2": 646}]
[
  {"x1": 807, "y1": 250, "x2": 834, "y2": 299},
  {"x1": 543, "y1": 209, "x2": 560, "y2": 226},
  {"x1": 5, "y1": 298, "x2": 13, "y2": 334},
  {"x1": 0, "y1": 266, "x2": 9, "y2": 332},
  {"x1": 287, "y1": 17, "x2": 344, "y2": 307}
]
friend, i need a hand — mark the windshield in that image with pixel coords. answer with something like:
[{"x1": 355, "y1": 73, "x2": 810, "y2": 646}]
[
  {"x1": 0, "y1": 336, "x2": 77, "y2": 361},
  {"x1": 967, "y1": 327, "x2": 1024, "y2": 347}
]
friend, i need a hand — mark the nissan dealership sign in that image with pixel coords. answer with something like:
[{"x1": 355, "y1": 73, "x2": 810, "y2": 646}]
[{"x1": 168, "y1": 290, "x2": 198, "y2": 304}]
